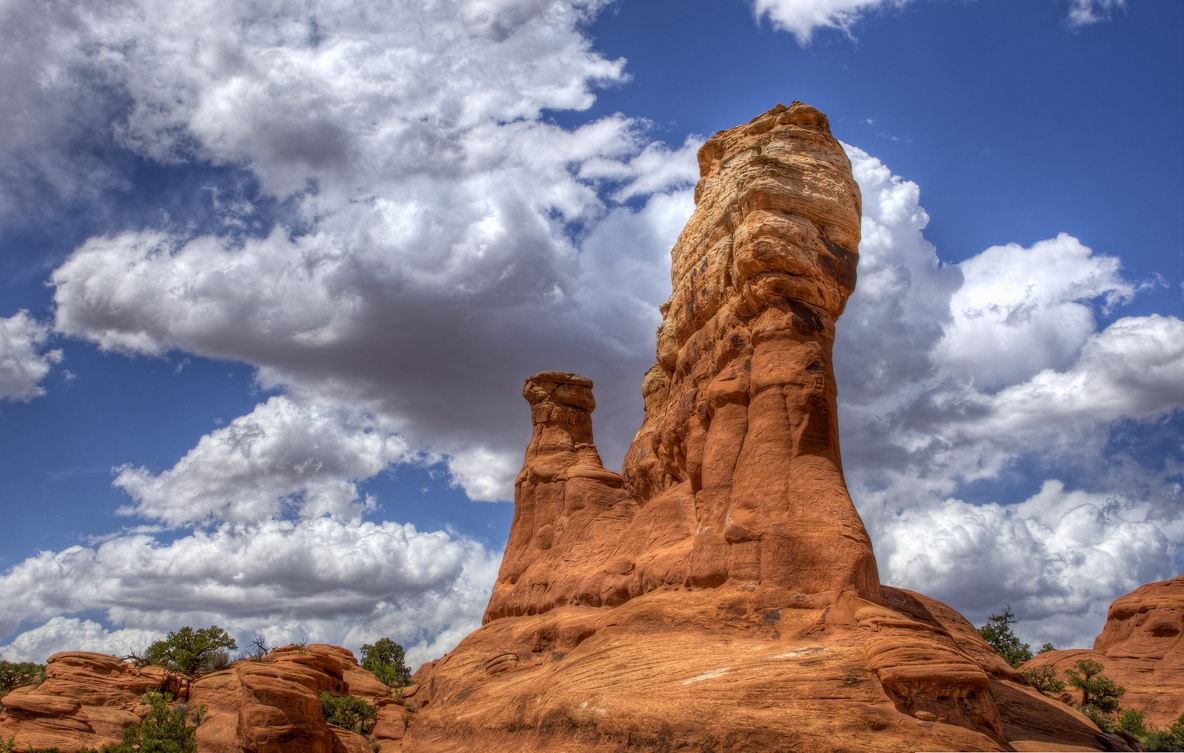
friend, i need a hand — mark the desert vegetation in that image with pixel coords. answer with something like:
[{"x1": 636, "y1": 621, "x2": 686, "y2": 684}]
[
  {"x1": 320, "y1": 692, "x2": 377, "y2": 735},
  {"x1": 98, "y1": 690, "x2": 204, "y2": 753},
  {"x1": 978, "y1": 606, "x2": 1184, "y2": 748},
  {"x1": 977, "y1": 605, "x2": 1034, "y2": 667},
  {"x1": 359, "y1": 637, "x2": 412, "y2": 688},
  {"x1": 136, "y1": 626, "x2": 237, "y2": 677},
  {"x1": 0, "y1": 661, "x2": 45, "y2": 695}
]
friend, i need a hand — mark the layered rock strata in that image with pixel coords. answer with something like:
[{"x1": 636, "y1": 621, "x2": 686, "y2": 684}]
[
  {"x1": 1024, "y1": 574, "x2": 1184, "y2": 728},
  {"x1": 0, "y1": 644, "x2": 419, "y2": 752},
  {"x1": 406, "y1": 104, "x2": 1108, "y2": 752}
]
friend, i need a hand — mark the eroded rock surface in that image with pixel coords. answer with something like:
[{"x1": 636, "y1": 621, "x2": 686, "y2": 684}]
[
  {"x1": 406, "y1": 103, "x2": 1103, "y2": 752},
  {"x1": 0, "y1": 644, "x2": 416, "y2": 752},
  {"x1": 1024, "y1": 574, "x2": 1184, "y2": 728},
  {"x1": 0, "y1": 652, "x2": 165, "y2": 751}
]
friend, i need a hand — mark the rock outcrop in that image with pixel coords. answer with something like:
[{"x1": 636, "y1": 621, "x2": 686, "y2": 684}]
[
  {"x1": 405, "y1": 103, "x2": 1107, "y2": 752},
  {"x1": 1024, "y1": 574, "x2": 1184, "y2": 728},
  {"x1": 0, "y1": 653, "x2": 166, "y2": 751},
  {"x1": 0, "y1": 644, "x2": 418, "y2": 752}
]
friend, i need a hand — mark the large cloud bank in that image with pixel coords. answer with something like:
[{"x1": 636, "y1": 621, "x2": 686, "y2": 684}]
[
  {"x1": 0, "y1": 0, "x2": 694, "y2": 665},
  {"x1": 0, "y1": 0, "x2": 1177, "y2": 664},
  {"x1": 838, "y1": 145, "x2": 1183, "y2": 647}
]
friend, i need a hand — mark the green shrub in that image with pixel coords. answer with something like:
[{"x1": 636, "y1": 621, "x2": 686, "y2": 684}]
[
  {"x1": 1021, "y1": 665, "x2": 1066, "y2": 695},
  {"x1": 1118, "y1": 709, "x2": 1146, "y2": 737},
  {"x1": 359, "y1": 638, "x2": 411, "y2": 688},
  {"x1": 1064, "y1": 658, "x2": 1124, "y2": 713},
  {"x1": 1140, "y1": 713, "x2": 1182, "y2": 749},
  {"x1": 143, "y1": 626, "x2": 237, "y2": 676},
  {"x1": 0, "y1": 660, "x2": 46, "y2": 695},
  {"x1": 1079, "y1": 703, "x2": 1115, "y2": 733},
  {"x1": 1143, "y1": 714, "x2": 1184, "y2": 751},
  {"x1": 320, "y1": 693, "x2": 376, "y2": 735},
  {"x1": 978, "y1": 605, "x2": 1033, "y2": 668},
  {"x1": 98, "y1": 690, "x2": 204, "y2": 753},
  {"x1": 1038, "y1": 642, "x2": 1056, "y2": 654}
]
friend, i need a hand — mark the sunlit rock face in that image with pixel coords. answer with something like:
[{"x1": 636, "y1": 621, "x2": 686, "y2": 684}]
[
  {"x1": 405, "y1": 104, "x2": 1113, "y2": 753},
  {"x1": 486, "y1": 103, "x2": 878, "y2": 625},
  {"x1": 623, "y1": 100, "x2": 877, "y2": 600},
  {"x1": 1025, "y1": 575, "x2": 1184, "y2": 728}
]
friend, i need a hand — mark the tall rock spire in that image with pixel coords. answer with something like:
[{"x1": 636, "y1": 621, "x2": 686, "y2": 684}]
[
  {"x1": 486, "y1": 102, "x2": 880, "y2": 623},
  {"x1": 408, "y1": 104, "x2": 1102, "y2": 753},
  {"x1": 622, "y1": 101, "x2": 879, "y2": 599}
]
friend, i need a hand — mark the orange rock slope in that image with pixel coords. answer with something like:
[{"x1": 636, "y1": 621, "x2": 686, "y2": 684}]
[
  {"x1": 1024, "y1": 574, "x2": 1184, "y2": 728},
  {"x1": 404, "y1": 103, "x2": 1109, "y2": 752},
  {"x1": 0, "y1": 644, "x2": 419, "y2": 752}
]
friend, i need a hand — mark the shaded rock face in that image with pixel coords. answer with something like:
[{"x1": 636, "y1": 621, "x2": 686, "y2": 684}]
[
  {"x1": 1025, "y1": 574, "x2": 1184, "y2": 728},
  {"x1": 408, "y1": 104, "x2": 1103, "y2": 753},
  {"x1": 0, "y1": 645, "x2": 417, "y2": 753}
]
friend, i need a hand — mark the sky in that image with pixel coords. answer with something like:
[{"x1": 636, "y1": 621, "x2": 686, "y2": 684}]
[{"x1": 0, "y1": 0, "x2": 1181, "y2": 668}]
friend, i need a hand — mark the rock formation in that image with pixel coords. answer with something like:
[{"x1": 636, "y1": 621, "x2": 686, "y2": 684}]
[
  {"x1": 0, "y1": 653, "x2": 166, "y2": 751},
  {"x1": 404, "y1": 104, "x2": 1110, "y2": 752},
  {"x1": 2, "y1": 102, "x2": 1153, "y2": 753},
  {"x1": 0, "y1": 644, "x2": 419, "y2": 752},
  {"x1": 1024, "y1": 574, "x2": 1184, "y2": 728}
]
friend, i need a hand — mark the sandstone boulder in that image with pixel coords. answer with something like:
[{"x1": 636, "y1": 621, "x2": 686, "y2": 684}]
[{"x1": 405, "y1": 103, "x2": 1105, "y2": 752}]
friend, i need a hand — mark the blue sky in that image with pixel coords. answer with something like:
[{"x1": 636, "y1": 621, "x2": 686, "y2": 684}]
[{"x1": 1, "y1": 0, "x2": 1181, "y2": 666}]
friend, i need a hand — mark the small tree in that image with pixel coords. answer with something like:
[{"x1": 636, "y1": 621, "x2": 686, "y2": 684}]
[
  {"x1": 143, "y1": 626, "x2": 238, "y2": 676},
  {"x1": 1021, "y1": 665, "x2": 1066, "y2": 695},
  {"x1": 246, "y1": 635, "x2": 271, "y2": 661},
  {"x1": 1038, "y1": 642, "x2": 1056, "y2": 654},
  {"x1": 1064, "y1": 658, "x2": 1124, "y2": 713},
  {"x1": 320, "y1": 693, "x2": 377, "y2": 735},
  {"x1": 0, "y1": 660, "x2": 45, "y2": 695},
  {"x1": 99, "y1": 690, "x2": 204, "y2": 753},
  {"x1": 978, "y1": 605, "x2": 1033, "y2": 668},
  {"x1": 359, "y1": 638, "x2": 411, "y2": 687}
]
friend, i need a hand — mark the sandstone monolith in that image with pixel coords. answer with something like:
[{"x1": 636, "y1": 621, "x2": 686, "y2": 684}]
[{"x1": 405, "y1": 103, "x2": 1108, "y2": 752}]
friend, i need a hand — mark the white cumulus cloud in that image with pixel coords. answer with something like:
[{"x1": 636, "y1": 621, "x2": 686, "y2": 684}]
[
  {"x1": 114, "y1": 396, "x2": 414, "y2": 526},
  {"x1": 1, "y1": 618, "x2": 162, "y2": 663},
  {"x1": 935, "y1": 233, "x2": 1133, "y2": 392},
  {"x1": 837, "y1": 144, "x2": 1183, "y2": 647},
  {"x1": 751, "y1": 0, "x2": 909, "y2": 43},
  {"x1": 0, "y1": 517, "x2": 499, "y2": 667},
  {"x1": 42, "y1": 0, "x2": 696, "y2": 502},
  {"x1": 0, "y1": 310, "x2": 62, "y2": 401}
]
